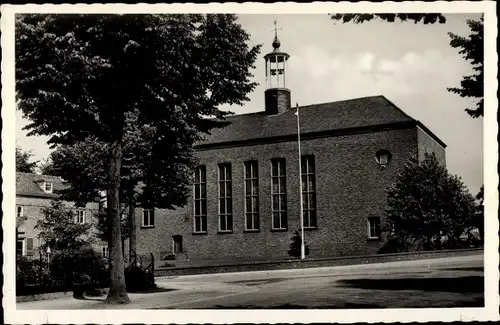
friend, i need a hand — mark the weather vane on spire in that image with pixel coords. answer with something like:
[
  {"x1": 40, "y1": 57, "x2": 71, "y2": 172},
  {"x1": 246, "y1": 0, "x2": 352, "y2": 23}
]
[
  {"x1": 271, "y1": 19, "x2": 282, "y2": 38},
  {"x1": 271, "y1": 18, "x2": 282, "y2": 50}
]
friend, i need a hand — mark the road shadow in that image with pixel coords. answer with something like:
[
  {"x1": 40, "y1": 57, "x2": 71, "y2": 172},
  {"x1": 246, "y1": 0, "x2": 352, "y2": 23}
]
[
  {"x1": 211, "y1": 303, "x2": 384, "y2": 309},
  {"x1": 77, "y1": 287, "x2": 177, "y2": 301},
  {"x1": 226, "y1": 278, "x2": 288, "y2": 286},
  {"x1": 439, "y1": 267, "x2": 484, "y2": 272},
  {"x1": 204, "y1": 299, "x2": 484, "y2": 309},
  {"x1": 337, "y1": 276, "x2": 484, "y2": 294},
  {"x1": 129, "y1": 287, "x2": 178, "y2": 294}
]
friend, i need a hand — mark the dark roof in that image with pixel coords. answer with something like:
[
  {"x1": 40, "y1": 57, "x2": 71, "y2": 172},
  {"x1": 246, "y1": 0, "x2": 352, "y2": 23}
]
[
  {"x1": 198, "y1": 95, "x2": 421, "y2": 147},
  {"x1": 16, "y1": 172, "x2": 66, "y2": 198}
]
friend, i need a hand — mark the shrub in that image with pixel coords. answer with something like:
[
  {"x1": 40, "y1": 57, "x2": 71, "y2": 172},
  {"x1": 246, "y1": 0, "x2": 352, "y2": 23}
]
[
  {"x1": 125, "y1": 265, "x2": 156, "y2": 292},
  {"x1": 288, "y1": 230, "x2": 310, "y2": 258},
  {"x1": 383, "y1": 153, "x2": 479, "y2": 252},
  {"x1": 16, "y1": 256, "x2": 54, "y2": 296},
  {"x1": 49, "y1": 246, "x2": 108, "y2": 297},
  {"x1": 378, "y1": 237, "x2": 415, "y2": 254}
]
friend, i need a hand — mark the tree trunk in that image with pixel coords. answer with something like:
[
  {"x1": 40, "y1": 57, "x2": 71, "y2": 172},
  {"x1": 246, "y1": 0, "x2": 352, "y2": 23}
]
[
  {"x1": 105, "y1": 141, "x2": 130, "y2": 304},
  {"x1": 128, "y1": 188, "x2": 137, "y2": 259}
]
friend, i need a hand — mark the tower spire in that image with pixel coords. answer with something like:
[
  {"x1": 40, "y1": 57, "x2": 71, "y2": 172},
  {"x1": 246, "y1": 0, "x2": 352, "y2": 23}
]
[
  {"x1": 271, "y1": 18, "x2": 282, "y2": 50},
  {"x1": 264, "y1": 18, "x2": 290, "y2": 115}
]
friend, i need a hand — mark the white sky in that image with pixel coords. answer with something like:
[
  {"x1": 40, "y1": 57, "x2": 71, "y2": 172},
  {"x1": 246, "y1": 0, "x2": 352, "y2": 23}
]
[{"x1": 15, "y1": 13, "x2": 483, "y2": 194}]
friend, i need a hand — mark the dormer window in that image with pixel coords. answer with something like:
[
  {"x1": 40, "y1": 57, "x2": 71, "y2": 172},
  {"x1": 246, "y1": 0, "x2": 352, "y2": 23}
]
[{"x1": 44, "y1": 182, "x2": 53, "y2": 193}]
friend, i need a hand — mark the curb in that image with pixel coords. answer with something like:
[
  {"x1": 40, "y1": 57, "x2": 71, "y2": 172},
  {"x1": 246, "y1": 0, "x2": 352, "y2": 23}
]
[
  {"x1": 17, "y1": 288, "x2": 109, "y2": 303},
  {"x1": 155, "y1": 248, "x2": 483, "y2": 277},
  {"x1": 17, "y1": 291, "x2": 74, "y2": 303}
]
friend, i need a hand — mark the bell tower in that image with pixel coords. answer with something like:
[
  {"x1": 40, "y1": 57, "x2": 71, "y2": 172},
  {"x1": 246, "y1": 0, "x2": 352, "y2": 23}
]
[{"x1": 264, "y1": 19, "x2": 291, "y2": 115}]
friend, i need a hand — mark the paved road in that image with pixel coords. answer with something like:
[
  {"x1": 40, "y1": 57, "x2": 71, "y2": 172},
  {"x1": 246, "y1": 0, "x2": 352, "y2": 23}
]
[{"x1": 18, "y1": 253, "x2": 483, "y2": 309}]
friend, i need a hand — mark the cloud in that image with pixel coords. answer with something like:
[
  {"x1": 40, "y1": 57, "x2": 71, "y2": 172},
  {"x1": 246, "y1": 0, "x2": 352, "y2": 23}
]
[
  {"x1": 285, "y1": 44, "x2": 482, "y2": 194},
  {"x1": 356, "y1": 52, "x2": 376, "y2": 73},
  {"x1": 288, "y1": 45, "x2": 467, "y2": 104}
]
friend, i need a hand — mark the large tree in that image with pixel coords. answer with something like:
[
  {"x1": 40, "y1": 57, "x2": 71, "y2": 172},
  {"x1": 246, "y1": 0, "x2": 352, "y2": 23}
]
[
  {"x1": 447, "y1": 16, "x2": 484, "y2": 118},
  {"x1": 16, "y1": 147, "x2": 38, "y2": 173},
  {"x1": 381, "y1": 153, "x2": 478, "y2": 253},
  {"x1": 473, "y1": 186, "x2": 484, "y2": 245},
  {"x1": 47, "y1": 109, "x2": 197, "y2": 258},
  {"x1": 38, "y1": 157, "x2": 56, "y2": 176},
  {"x1": 330, "y1": 13, "x2": 446, "y2": 24},
  {"x1": 330, "y1": 13, "x2": 484, "y2": 118},
  {"x1": 16, "y1": 14, "x2": 260, "y2": 304}
]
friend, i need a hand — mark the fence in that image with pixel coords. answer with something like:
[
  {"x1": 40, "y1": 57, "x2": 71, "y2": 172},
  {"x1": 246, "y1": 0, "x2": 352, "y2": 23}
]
[
  {"x1": 17, "y1": 249, "x2": 156, "y2": 296},
  {"x1": 16, "y1": 249, "x2": 108, "y2": 296},
  {"x1": 124, "y1": 252, "x2": 155, "y2": 276}
]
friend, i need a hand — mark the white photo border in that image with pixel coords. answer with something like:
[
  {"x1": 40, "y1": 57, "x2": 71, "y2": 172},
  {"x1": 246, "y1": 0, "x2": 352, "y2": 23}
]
[{"x1": 2, "y1": 1, "x2": 498, "y2": 323}]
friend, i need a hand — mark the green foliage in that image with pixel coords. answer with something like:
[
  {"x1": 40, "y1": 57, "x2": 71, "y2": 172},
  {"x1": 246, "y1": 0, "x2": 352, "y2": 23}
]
[
  {"x1": 38, "y1": 157, "x2": 56, "y2": 176},
  {"x1": 472, "y1": 186, "x2": 484, "y2": 245},
  {"x1": 125, "y1": 265, "x2": 156, "y2": 292},
  {"x1": 16, "y1": 14, "x2": 260, "y2": 144},
  {"x1": 95, "y1": 207, "x2": 130, "y2": 243},
  {"x1": 35, "y1": 199, "x2": 93, "y2": 252},
  {"x1": 16, "y1": 14, "x2": 260, "y2": 303},
  {"x1": 32, "y1": 200, "x2": 108, "y2": 294},
  {"x1": 447, "y1": 16, "x2": 484, "y2": 118},
  {"x1": 16, "y1": 255, "x2": 52, "y2": 295},
  {"x1": 330, "y1": 13, "x2": 446, "y2": 24},
  {"x1": 47, "y1": 138, "x2": 110, "y2": 206},
  {"x1": 50, "y1": 247, "x2": 108, "y2": 289},
  {"x1": 16, "y1": 147, "x2": 38, "y2": 173},
  {"x1": 380, "y1": 153, "x2": 478, "y2": 253},
  {"x1": 288, "y1": 230, "x2": 310, "y2": 258}
]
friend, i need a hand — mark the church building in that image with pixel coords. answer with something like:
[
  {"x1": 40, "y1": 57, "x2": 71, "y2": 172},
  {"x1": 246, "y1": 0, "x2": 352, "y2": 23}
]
[{"x1": 134, "y1": 30, "x2": 446, "y2": 263}]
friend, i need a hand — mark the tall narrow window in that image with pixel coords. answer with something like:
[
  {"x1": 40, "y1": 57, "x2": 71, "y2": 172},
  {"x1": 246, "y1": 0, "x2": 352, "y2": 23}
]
[
  {"x1": 368, "y1": 217, "x2": 381, "y2": 239},
  {"x1": 271, "y1": 159, "x2": 287, "y2": 230},
  {"x1": 244, "y1": 161, "x2": 259, "y2": 231},
  {"x1": 218, "y1": 164, "x2": 233, "y2": 232},
  {"x1": 142, "y1": 209, "x2": 155, "y2": 227},
  {"x1": 193, "y1": 166, "x2": 207, "y2": 233},
  {"x1": 302, "y1": 156, "x2": 317, "y2": 229}
]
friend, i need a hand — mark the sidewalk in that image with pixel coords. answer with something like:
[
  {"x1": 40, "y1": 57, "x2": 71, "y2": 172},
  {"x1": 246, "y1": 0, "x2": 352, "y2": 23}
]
[{"x1": 155, "y1": 248, "x2": 483, "y2": 277}]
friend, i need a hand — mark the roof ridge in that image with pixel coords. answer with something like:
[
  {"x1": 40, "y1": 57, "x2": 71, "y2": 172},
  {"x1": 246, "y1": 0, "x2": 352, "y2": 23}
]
[
  {"x1": 298, "y1": 95, "x2": 386, "y2": 109},
  {"x1": 16, "y1": 171, "x2": 62, "y2": 178},
  {"x1": 378, "y1": 95, "x2": 416, "y2": 121},
  {"x1": 212, "y1": 95, "x2": 390, "y2": 119}
]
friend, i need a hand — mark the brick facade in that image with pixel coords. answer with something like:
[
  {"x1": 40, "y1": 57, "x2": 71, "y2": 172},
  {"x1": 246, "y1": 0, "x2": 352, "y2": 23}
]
[
  {"x1": 264, "y1": 88, "x2": 291, "y2": 115},
  {"x1": 135, "y1": 124, "x2": 446, "y2": 262},
  {"x1": 417, "y1": 125, "x2": 446, "y2": 165}
]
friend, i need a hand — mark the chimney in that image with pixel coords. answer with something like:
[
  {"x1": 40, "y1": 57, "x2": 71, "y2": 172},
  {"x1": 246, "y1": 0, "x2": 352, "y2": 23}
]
[{"x1": 265, "y1": 88, "x2": 291, "y2": 115}]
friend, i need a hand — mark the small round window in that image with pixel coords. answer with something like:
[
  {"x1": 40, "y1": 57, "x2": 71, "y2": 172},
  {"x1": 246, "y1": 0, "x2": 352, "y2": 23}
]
[{"x1": 375, "y1": 149, "x2": 392, "y2": 166}]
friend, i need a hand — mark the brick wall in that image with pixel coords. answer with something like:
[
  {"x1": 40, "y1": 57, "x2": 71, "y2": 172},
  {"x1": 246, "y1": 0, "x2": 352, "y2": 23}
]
[
  {"x1": 136, "y1": 126, "x2": 421, "y2": 262},
  {"x1": 264, "y1": 88, "x2": 291, "y2": 114},
  {"x1": 417, "y1": 125, "x2": 446, "y2": 165}
]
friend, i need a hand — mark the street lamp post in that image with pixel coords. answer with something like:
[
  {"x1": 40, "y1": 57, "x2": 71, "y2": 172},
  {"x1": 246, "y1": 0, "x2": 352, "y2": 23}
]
[
  {"x1": 46, "y1": 246, "x2": 51, "y2": 269},
  {"x1": 295, "y1": 103, "x2": 306, "y2": 260}
]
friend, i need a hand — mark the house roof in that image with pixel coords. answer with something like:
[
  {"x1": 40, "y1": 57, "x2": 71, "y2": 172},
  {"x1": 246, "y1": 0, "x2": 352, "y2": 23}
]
[
  {"x1": 197, "y1": 95, "x2": 445, "y2": 148},
  {"x1": 16, "y1": 172, "x2": 66, "y2": 198}
]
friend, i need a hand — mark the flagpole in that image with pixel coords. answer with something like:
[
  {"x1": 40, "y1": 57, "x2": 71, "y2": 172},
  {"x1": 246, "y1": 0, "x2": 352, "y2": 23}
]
[{"x1": 296, "y1": 103, "x2": 305, "y2": 259}]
